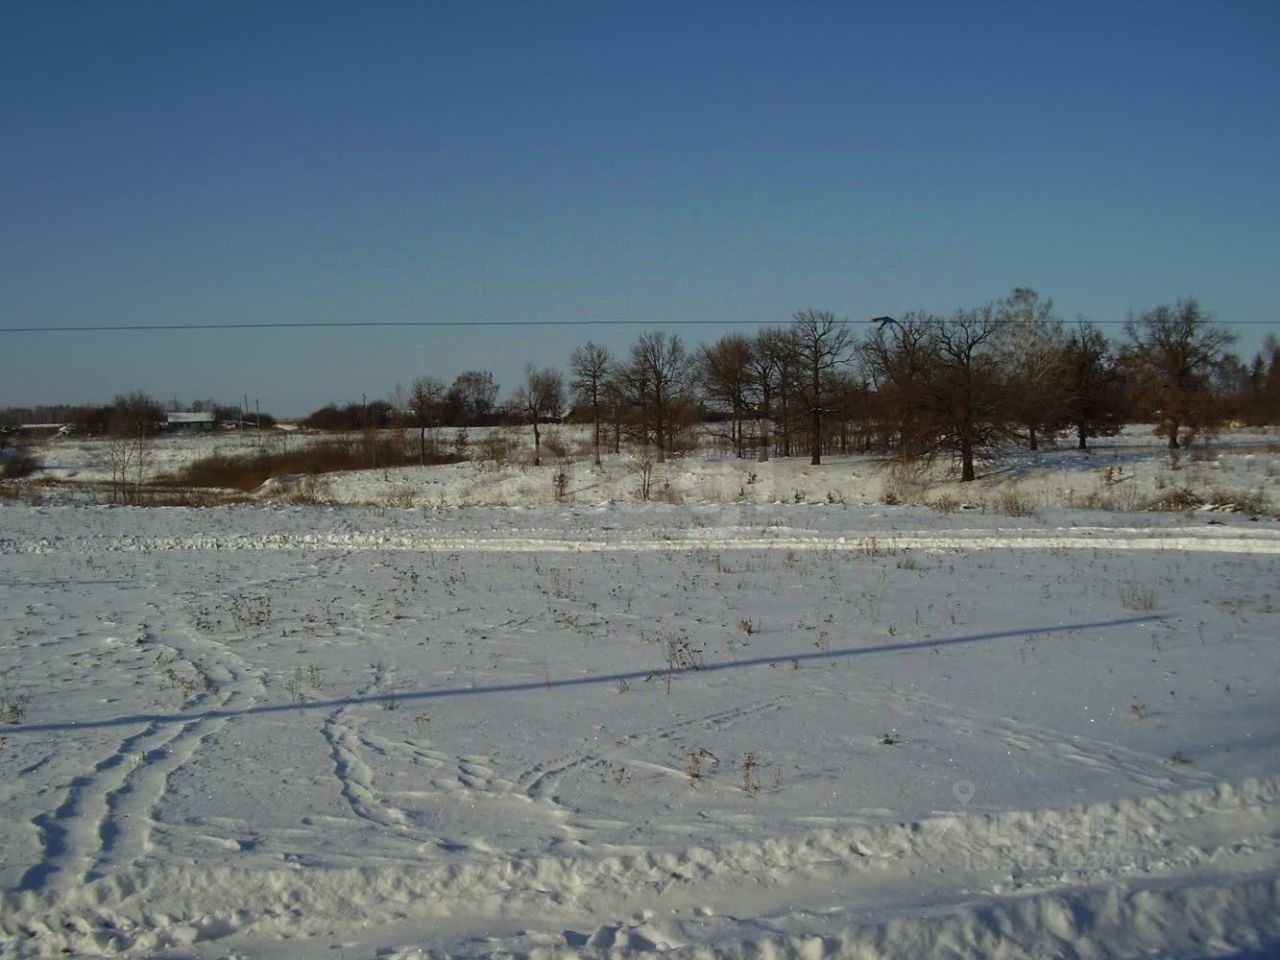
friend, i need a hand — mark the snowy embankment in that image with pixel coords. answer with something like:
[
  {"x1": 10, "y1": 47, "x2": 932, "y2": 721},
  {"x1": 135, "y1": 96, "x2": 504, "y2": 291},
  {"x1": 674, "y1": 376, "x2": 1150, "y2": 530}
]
[
  {"x1": 18, "y1": 424, "x2": 1280, "y2": 514},
  {"x1": 1, "y1": 502, "x2": 1278, "y2": 957}
]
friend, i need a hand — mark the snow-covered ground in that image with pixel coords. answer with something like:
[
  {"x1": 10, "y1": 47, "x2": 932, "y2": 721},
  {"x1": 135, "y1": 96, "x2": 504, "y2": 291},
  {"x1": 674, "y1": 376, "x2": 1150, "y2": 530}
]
[
  {"x1": 12, "y1": 424, "x2": 1278, "y2": 525},
  {"x1": 2, "y1": 495, "x2": 1279, "y2": 957}
]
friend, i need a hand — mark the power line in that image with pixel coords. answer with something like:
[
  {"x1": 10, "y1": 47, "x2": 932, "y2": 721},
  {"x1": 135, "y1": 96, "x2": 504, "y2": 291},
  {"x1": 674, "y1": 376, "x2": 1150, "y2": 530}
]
[{"x1": 0, "y1": 317, "x2": 1275, "y2": 334}]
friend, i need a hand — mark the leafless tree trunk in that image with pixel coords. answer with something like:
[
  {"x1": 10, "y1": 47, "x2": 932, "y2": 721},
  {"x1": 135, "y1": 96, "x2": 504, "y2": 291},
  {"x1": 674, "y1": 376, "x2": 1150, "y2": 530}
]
[
  {"x1": 570, "y1": 342, "x2": 613, "y2": 467},
  {"x1": 742, "y1": 337, "x2": 778, "y2": 465},
  {"x1": 1061, "y1": 322, "x2": 1125, "y2": 451},
  {"x1": 996, "y1": 288, "x2": 1066, "y2": 451},
  {"x1": 756, "y1": 328, "x2": 798, "y2": 457},
  {"x1": 793, "y1": 310, "x2": 854, "y2": 465},
  {"x1": 698, "y1": 334, "x2": 754, "y2": 458},
  {"x1": 862, "y1": 309, "x2": 1013, "y2": 482},
  {"x1": 1124, "y1": 298, "x2": 1236, "y2": 449},
  {"x1": 513, "y1": 366, "x2": 565, "y2": 467},
  {"x1": 619, "y1": 332, "x2": 691, "y2": 463},
  {"x1": 408, "y1": 376, "x2": 446, "y2": 465}
]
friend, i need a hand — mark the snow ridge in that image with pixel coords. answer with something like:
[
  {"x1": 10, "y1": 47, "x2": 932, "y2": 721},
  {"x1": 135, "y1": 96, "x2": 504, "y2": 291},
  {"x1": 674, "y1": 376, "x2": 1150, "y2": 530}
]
[{"x1": 4, "y1": 777, "x2": 1279, "y2": 957}]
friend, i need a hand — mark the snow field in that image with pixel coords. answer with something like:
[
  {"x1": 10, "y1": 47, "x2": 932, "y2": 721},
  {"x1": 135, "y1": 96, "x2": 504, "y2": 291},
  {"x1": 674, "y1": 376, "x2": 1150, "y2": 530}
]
[{"x1": 0, "y1": 501, "x2": 1278, "y2": 957}]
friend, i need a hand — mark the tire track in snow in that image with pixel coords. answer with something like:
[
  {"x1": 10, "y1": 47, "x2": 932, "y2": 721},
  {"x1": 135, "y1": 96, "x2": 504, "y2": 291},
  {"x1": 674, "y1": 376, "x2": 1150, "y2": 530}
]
[
  {"x1": 91, "y1": 653, "x2": 267, "y2": 879},
  {"x1": 323, "y1": 711, "x2": 413, "y2": 833},
  {"x1": 320, "y1": 664, "x2": 422, "y2": 837},
  {"x1": 20, "y1": 618, "x2": 271, "y2": 891},
  {"x1": 517, "y1": 695, "x2": 790, "y2": 805},
  {"x1": 892, "y1": 689, "x2": 1217, "y2": 794},
  {"x1": 317, "y1": 665, "x2": 527, "y2": 848},
  {"x1": 19, "y1": 717, "x2": 200, "y2": 892}
]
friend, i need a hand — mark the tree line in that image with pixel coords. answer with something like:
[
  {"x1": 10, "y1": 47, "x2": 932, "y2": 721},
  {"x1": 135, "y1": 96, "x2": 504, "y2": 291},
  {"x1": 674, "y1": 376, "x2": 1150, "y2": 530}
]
[
  {"x1": 326, "y1": 290, "x2": 1279, "y2": 481},
  {"x1": 4, "y1": 291, "x2": 1277, "y2": 483},
  {"x1": 0, "y1": 395, "x2": 275, "y2": 437}
]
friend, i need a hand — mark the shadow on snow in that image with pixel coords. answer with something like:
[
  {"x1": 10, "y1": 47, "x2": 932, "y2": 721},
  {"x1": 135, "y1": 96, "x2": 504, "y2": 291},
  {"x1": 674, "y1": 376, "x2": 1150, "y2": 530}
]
[{"x1": 6, "y1": 615, "x2": 1163, "y2": 737}]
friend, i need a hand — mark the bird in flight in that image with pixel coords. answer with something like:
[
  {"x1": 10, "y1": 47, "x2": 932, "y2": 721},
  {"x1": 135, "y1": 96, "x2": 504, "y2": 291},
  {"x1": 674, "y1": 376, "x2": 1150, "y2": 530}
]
[{"x1": 870, "y1": 316, "x2": 898, "y2": 332}]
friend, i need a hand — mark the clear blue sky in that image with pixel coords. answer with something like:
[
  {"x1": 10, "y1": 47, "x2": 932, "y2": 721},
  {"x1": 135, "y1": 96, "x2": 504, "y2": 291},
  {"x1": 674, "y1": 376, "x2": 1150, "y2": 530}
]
[{"x1": 2, "y1": 0, "x2": 1278, "y2": 415}]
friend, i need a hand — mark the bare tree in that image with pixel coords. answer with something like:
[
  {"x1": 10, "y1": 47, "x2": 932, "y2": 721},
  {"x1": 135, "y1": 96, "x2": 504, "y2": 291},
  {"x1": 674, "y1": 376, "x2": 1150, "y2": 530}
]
[
  {"x1": 569, "y1": 341, "x2": 613, "y2": 466},
  {"x1": 744, "y1": 331, "x2": 782, "y2": 461},
  {"x1": 512, "y1": 366, "x2": 565, "y2": 466},
  {"x1": 825, "y1": 370, "x2": 872, "y2": 454},
  {"x1": 1247, "y1": 335, "x2": 1280, "y2": 425},
  {"x1": 446, "y1": 370, "x2": 499, "y2": 425},
  {"x1": 861, "y1": 313, "x2": 942, "y2": 461},
  {"x1": 996, "y1": 288, "x2": 1066, "y2": 450},
  {"x1": 106, "y1": 391, "x2": 161, "y2": 502},
  {"x1": 698, "y1": 334, "x2": 755, "y2": 457},
  {"x1": 793, "y1": 310, "x2": 855, "y2": 465},
  {"x1": 603, "y1": 371, "x2": 626, "y2": 456},
  {"x1": 105, "y1": 432, "x2": 136, "y2": 503},
  {"x1": 408, "y1": 376, "x2": 446, "y2": 465},
  {"x1": 1228, "y1": 343, "x2": 1280, "y2": 424},
  {"x1": 930, "y1": 307, "x2": 1012, "y2": 480},
  {"x1": 755, "y1": 327, "x2": 800, "y2": 457},
  {"x1": 1124, "y1": 298, "x2": 1235, "y2": 448},
  {"x1": 1060, "y1": 322, "x2": 1125, "y2": 450},
  {"x1": 618, "y1": 332, "x2": 691, "y2": 462},
  {"x1": 863, "y1": 309, "x2": 1011, "y2": 481}
]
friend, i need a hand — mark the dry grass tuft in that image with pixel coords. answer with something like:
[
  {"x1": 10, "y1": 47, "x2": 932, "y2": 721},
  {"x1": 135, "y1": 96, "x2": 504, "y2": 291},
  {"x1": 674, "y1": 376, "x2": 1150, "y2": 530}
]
[
  {"x1": 1142, "y1": 487, "x2": 1205, "y2": 512},
  {"x1": 990, "y1": 489, "x2": 1038, "y2": 517}
]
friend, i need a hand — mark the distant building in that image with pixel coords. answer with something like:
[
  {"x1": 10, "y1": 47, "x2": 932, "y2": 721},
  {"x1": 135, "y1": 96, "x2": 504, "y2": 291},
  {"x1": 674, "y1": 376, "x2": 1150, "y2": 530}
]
[{"x1": 166, "y1": 411, "x2": 216, "y2": 432}]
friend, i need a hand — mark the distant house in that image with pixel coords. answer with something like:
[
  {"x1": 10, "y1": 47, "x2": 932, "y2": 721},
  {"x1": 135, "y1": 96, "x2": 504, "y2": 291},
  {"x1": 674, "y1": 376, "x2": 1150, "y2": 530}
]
[{"x1": 166, "y1": 411, "x2": 216, "y2": 432}]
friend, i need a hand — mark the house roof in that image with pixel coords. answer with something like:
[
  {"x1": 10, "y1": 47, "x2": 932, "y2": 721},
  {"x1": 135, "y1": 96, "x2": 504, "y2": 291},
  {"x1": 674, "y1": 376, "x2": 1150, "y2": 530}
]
[{"x1": 166, "y1": 411, "x2": 216, "y2": 424}]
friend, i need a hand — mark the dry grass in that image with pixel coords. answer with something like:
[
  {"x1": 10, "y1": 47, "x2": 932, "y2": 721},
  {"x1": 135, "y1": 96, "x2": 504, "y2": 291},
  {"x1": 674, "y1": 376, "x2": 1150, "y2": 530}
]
[
  {"x1": 1203, "y1": 488, "x2": 1272, "y2": 515},
  {"x1": 1062, "y1": 486, "x2": 1143, "y2": 512},
  {"x1": 1119, "y1": 582, "x2": 1157, "y2": 611},
  {"x1": 476, "y1": 430, "x2": 519, "y2": 464},
  {"x1": 1142, "y1": 487, "x2": 1205, "y2": 512},
  {"x1": 541, "y1": 431, "x2": 569, "y2": 459},
  {"x1": 0, "y1": 481, "x2": 42, "y2": 504},
  {"x1": 384, "y1": 485, "x2": 419, "y2": 508},
  {"x1": 162, "y1": 436, "x2": 463, "y2": 491},
  {"x1": 138, "y1": 487, "x2": 255, "y2": 507},
  {"x1": 989, "y1": 488, "x2": 1038, "y2": 517},
  {"x1": 882, "y1": 458, "x2": 935, "y2": 505},
  {"x1": 282, "y1": 474, "x2": 332, "y2": 504}
]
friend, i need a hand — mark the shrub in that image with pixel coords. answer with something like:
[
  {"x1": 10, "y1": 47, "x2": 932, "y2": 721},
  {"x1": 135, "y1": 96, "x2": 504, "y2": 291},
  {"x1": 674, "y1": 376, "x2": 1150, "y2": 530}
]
[
  {"x1": 476, "y1": 431, "x2": 517, "y2": 463},
  {"x1": 163, "y1": 436, "x2": 464, "y2": 491},
  {"x1": 541, "y1": 431, "x2": 569, "y2": 459},
  {"x1": 1204, "y1": 488, "x2": 1271, "y2": 515},
  {"x1": 1142, "y1": 487, "x2": 1205, "y2": 512},
  {"x1": 1, "y1": 451, "x2": 40, "y2": 480},
  {"x1": 385, "y1": 485, "x2": 418, "y2": 508},
  {"x1": 991, "y1": 489, "x2": 1037, "y2": 517},
  {"x1": 881, "y1": 461, "x2": 929, "y2": 505},
  {"x1": 286, "y1": 474, "x2": 332, "y2": 504}
]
